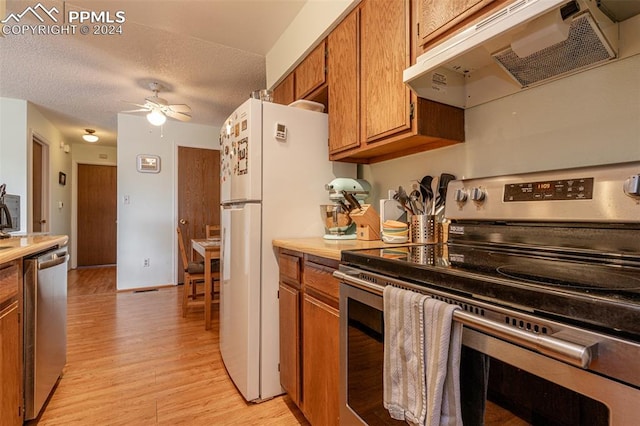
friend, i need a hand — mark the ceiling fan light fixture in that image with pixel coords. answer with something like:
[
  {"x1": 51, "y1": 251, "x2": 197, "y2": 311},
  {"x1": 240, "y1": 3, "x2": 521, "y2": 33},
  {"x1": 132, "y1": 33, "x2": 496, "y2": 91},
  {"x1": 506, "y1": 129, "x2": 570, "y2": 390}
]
[
  {"x1": 82, "y1": 129, "x2": 99, "y2": 143},
  {"x1": 147, "y1": 109, "x2": 167, "y2": 126}
]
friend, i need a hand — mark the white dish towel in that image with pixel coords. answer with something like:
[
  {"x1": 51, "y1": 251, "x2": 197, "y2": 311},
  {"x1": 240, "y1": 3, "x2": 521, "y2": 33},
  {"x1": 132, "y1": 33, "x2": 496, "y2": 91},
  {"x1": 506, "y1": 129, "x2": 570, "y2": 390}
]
[
  {"x1": 383, "y1": 286, "x2": 463, "y2": 426},
  {"x1": 383, "y1": 285, "x2": 429, "y2": 424},
  {"x1": 424, "y1": 298, "x2": 463, "y2": 426}
]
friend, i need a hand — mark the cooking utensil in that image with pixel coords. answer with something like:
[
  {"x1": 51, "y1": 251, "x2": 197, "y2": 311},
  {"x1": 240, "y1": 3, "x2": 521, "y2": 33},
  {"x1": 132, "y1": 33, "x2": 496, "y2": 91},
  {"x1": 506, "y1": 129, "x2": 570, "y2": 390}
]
[
  {"x1": 393, "y1": 186, "x2": 413, "y2": 214},
  {"x1": 338, "y1": 199, "x2": 351, "y2": 213},
  {"x1": 436, "y1": 173, "x2": 456, "y2": 209},
  {"x1": 430, "y1": 176, "x2": 439, "y2": 215},
  {"x1": 418, "y1": 176, "x2": 433, "y2": 213},
  {"x1": 419, "y1": 176, "x2": 432, "y2": 201},
  {"x1": 342, "y1": 190, "x2": 362, "y2": 211},
  {"x1": 409, "y1": 186, "x2": 423, "y2": 215}
]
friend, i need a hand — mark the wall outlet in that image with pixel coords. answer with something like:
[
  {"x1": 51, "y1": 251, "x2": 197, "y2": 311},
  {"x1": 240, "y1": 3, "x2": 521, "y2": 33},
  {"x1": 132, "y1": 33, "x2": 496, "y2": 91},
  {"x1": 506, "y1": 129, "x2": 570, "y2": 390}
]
[{"x1": 143, "y1": 258, "x2": 150, "y2": 267}]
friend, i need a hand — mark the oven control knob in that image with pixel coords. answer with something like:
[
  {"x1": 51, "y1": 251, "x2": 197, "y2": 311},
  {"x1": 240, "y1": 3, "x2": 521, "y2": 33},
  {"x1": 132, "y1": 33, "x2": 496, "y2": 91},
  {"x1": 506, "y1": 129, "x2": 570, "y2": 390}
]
[
  {"x1": 623, "y1": 175, "x2": 640, "y2": 198},
  {"x1": 454, "y1": 188, "x2": 468, "y2": 203},
  {"x1": 470, "y1": 187, "x2": 486, "y2": 202}
]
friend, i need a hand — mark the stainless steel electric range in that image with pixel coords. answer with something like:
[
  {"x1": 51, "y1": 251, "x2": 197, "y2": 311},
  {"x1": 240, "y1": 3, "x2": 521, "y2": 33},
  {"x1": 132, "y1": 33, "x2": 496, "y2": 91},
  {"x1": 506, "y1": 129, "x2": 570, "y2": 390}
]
[{"x1": 336, "y1": 161, "x2": 640, "y2": 426}]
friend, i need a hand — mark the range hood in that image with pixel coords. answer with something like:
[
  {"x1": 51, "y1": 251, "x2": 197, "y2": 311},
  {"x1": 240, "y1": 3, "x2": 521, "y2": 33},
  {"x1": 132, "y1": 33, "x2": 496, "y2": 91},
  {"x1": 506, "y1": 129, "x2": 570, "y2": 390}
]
[{"x1": 404, "y1": 0, "x2": 626, "y2": 108}]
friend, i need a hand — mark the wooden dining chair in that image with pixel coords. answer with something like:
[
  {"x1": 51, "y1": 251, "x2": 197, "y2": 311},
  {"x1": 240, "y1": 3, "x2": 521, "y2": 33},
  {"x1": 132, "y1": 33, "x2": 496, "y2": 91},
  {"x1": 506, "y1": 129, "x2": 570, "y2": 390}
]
[
  {"x1": 202, "y1": 226, "x2": 221, "y2": 299},
  {"x1": 206, "y1": 224, "x2": 220, "y2": 239},
  {"x1": 177, "y1": 227, "x2": 218, "y2": 318}
]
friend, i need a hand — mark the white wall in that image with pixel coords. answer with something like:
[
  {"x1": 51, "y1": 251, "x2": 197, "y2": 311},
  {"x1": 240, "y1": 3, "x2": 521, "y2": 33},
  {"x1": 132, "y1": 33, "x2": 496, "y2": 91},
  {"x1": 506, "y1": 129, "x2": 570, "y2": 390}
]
[
  {"x1": 27, "y1": 103, "x2": 72, "y2": 239},
  {"x1": 361, "y1": 54, "x2": 640, "y2": 203},
  {"x1": 265, "y1": 0, "x2": 358, "y2": 88},
  {"x1": 0, "y1": 98, "x2": 71, "y2": 237},
  {"x1": 116, "y1": 114, "x2": 219, "y2": 290},
  {"x1": 0, "y1": 98, "x2": 28, "y2": 232}
]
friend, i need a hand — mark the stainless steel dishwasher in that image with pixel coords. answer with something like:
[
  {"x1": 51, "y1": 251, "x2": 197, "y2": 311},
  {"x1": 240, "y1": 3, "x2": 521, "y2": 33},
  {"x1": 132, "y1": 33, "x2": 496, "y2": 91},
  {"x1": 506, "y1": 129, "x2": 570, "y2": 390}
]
[{"x1": 23, "y1": 246, "x2": 68, "y2": 420}]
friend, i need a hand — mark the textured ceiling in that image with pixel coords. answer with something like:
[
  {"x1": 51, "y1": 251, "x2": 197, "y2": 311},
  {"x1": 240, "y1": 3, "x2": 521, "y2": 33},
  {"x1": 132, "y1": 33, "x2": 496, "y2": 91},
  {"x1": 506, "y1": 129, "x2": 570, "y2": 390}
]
[{"x1": 0, "y1": 0, "x2": 307, "y2": 146}]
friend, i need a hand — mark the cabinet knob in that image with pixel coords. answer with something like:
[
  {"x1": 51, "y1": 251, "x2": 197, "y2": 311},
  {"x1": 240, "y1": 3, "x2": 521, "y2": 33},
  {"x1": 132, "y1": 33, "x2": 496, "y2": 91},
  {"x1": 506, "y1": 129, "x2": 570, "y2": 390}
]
[{"x1": 179, "y1": 219, "x2": 187, "y2": 225}]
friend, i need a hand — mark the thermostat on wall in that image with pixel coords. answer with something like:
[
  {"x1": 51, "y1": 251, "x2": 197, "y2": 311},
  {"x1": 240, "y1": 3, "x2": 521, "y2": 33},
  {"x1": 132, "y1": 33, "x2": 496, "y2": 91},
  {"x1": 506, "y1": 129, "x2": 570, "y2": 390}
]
[
  {"x1": 136, "y1": 154, "x2": 161, "y2": 173},
  {"x1": 275, "y1": 122, "x2": 287, "y2": 141}
]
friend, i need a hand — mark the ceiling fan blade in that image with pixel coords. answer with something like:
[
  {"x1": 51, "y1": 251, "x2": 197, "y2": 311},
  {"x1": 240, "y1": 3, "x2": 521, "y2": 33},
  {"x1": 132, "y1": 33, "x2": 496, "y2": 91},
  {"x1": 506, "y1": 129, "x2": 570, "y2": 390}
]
[
  {"x1": 168, "y1": 104, "x2": 191, "y2": 113},
  {"x1": 146, "y1": 96, "x2": 168, "y2": 107},
  {"x1": 165, "y1": 110, "x2": 192, "y2": 122},
  {"x1": 121, "y1": 109, "x2": 149, "y2": 113},
  {"x1": 122, "y1": 101, "x2": 149, "y2": 109}
]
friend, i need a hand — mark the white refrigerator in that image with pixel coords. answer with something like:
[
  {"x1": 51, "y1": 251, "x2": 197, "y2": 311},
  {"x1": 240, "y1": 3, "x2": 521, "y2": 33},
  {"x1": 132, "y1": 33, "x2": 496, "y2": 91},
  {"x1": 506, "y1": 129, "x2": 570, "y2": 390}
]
[{"x1": 219, "y1": 98, "x2": 354, "y2": 402}]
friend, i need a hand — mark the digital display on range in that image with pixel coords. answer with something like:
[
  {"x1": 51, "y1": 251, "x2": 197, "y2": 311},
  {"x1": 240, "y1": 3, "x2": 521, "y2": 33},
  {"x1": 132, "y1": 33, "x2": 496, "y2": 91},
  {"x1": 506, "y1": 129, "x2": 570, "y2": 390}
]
[{"x1": 504, "y1": 177, "x2": 594, "y2": 202}]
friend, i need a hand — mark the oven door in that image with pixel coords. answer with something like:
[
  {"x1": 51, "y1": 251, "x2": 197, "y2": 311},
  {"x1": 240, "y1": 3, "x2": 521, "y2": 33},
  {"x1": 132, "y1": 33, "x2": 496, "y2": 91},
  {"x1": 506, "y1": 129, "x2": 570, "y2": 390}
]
[{"x1": 339, "y1": 276, "x2": 640, "y2": 426}]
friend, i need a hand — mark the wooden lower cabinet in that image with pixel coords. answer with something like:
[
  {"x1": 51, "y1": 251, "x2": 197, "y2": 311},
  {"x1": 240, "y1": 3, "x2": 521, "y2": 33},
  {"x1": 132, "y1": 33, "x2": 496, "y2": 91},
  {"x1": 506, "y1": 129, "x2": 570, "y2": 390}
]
[
  {"x1": 279, "y1": 283, "x2": 300, "y2": 405},
  {"x1": 278, "y1": 251, "x2": 341, "y2": 425},
  {"x1": 302, "y1": 293, "x2": 339, "y2": 426},
  {"x1": 0, "y1": 261, "x2": 23, "y2": 426}
]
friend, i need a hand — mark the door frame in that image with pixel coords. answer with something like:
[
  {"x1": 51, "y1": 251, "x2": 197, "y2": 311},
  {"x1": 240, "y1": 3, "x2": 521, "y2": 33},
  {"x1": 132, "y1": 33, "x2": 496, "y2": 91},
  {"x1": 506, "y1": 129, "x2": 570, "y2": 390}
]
[
  {"x1": 29, "y1": 132, "x2": 50, "y2": 234},
  {"x1": 173, "y1": 143, "x2": 220, "y2": 285},
  {"x1": 70, "y1": 158, "x2": 117, "y2": 269}
]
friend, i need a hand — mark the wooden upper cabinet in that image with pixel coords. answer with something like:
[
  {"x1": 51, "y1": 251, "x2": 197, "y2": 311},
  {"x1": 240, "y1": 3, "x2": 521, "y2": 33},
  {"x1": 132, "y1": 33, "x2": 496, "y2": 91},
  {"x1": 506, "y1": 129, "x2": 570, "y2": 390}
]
[
  {"x1": 360, "y1": 0, "x2": 411, "y2": 142},
  {"x1": 417, "y1": 0, "x2": 498, "y2": 49},
  {"x1": 328, "y1": 9, "x2": 360, "y2": 154},
  {"x1": 273, "y1": 73, "x2": 295, "y2": 106},
  {"x1": 327, "y1": 0, "x2": 464, "y2": 163},
  {"x1": 295, "y1": 41, "x2": 326, "y2": 100}
]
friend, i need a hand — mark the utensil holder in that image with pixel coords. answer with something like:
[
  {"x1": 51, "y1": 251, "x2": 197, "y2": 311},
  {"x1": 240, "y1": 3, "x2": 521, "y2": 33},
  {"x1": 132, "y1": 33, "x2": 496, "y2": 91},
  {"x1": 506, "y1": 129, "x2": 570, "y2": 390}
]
[{"x1": 410, "y1": 214, "x2": 439, "y2": 243}]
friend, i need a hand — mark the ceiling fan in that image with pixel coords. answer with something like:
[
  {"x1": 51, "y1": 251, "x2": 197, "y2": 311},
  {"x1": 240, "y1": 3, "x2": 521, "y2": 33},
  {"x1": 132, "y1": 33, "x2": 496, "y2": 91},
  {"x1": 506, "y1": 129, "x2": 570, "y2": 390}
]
[{"x1": 123, "y1": 82, "x2": 192, "y2": 126}]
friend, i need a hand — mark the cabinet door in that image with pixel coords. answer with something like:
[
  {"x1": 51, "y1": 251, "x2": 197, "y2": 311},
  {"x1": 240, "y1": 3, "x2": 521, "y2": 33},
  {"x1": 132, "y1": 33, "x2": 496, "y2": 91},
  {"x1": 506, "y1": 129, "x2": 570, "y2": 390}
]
[
  {"x1": 279, "y1": 283, "x2": 300, "y2": 405},
  {"x1": 328, "y1": 9, "x2": 360, "y2": 154},
  {"x1": 302, "y1": 294, "x2": 339, "y2": 426},
  {"x1": 0, "y1": 303, "x2": 22, "y2": 426},
  {"x1": 295, "y1": 41, "x2": 326, "y2": 100},
  {"x1": 418, "y1": 0, "x2": 490, "y2": 47},
  {"x1": 361, "y1": 0, "x2": 412, "y2": 142},
  {"x1": 273, "y1": 73, "x2": 295, "y2": 106}
]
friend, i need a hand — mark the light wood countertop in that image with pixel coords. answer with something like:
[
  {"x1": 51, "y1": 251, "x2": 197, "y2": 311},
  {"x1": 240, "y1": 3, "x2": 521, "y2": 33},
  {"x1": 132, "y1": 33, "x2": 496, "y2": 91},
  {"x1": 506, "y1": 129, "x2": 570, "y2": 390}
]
[
  {"x1": 272, "y1": 237, "x2": 411, "y2": 261},
  {"x1": 0, "y1": 234, "x2": 69, "y2": 264}
]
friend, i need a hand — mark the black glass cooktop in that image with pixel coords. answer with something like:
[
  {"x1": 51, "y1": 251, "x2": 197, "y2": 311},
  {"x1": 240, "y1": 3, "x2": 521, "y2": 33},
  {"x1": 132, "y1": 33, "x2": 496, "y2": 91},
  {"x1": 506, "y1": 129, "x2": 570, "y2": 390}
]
[{"x1": 341, "y1": 243, "x2": 640, "y2": 338}]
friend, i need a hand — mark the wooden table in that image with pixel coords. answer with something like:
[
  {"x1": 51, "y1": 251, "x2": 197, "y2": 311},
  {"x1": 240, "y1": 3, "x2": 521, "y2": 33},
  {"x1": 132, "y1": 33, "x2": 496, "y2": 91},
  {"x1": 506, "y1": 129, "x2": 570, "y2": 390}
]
[{"x1": 191, "y1": 238, "x2": 221, "y2": 330}]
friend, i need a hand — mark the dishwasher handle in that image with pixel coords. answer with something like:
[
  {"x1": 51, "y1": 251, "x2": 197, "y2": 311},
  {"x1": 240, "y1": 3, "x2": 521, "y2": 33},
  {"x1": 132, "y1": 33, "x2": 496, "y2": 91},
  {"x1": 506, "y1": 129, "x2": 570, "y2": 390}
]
[{"x1": 38, "y1": 253, "x2": 69, "y2": 270}]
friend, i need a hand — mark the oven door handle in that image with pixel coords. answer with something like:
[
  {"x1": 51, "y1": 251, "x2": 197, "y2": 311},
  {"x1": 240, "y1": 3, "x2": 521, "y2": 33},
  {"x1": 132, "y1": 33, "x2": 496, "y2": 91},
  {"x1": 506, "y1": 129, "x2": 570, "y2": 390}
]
[{"x1": 335, "y1": 270, "x2": 595, "y2": 369}]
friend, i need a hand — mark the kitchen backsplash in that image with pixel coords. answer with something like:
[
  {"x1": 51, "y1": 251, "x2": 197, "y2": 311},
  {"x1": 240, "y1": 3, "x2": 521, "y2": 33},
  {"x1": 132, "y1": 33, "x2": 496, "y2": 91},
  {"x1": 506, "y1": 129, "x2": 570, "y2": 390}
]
[{"x1": 362, "y1": 53, "x2": 640, "y2": 205}]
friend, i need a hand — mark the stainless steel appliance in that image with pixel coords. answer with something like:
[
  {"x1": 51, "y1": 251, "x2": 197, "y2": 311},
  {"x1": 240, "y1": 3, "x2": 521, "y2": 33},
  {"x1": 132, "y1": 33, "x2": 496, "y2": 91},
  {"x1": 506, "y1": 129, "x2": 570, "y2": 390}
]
[
  {"x1": 0, "y1": 183, "x2": 15, "y2": 238},
  {"x1": 403, "y1": 0, "x2": 640, "y2": 109},
  {"x1": 336, "y1": 162, "x2": 640, "y2": 425},
  {"x1": 23, "y1": 246, "x2": 68, "y2": 420}
]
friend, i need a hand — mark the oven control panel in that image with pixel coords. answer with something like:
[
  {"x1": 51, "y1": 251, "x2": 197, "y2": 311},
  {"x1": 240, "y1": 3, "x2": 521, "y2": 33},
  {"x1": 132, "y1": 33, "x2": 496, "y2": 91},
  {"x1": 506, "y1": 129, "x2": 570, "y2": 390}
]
[
  {"x1": 445, "y1": 161, "x2": 640, "y2": 223},
  {"x1": 503, "y1": 177, "x2": 594, "y2": 202}
]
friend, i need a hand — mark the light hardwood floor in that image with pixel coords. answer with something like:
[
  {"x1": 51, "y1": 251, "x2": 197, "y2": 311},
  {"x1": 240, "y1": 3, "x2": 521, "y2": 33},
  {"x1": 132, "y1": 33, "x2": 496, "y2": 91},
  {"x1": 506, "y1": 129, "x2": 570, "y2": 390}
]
[{"x1": 30, "y1": 267, "x2": 309, "y2": 425}]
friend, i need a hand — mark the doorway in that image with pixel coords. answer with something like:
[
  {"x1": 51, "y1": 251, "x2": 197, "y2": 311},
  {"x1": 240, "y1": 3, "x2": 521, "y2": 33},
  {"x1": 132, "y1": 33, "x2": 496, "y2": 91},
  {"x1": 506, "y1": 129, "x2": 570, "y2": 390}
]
[
  {"x1": 177, "y1": 147, "x2": 220, "y2": 282},
  {"x1": 31, "y1": 136, "x2": 49, "y2": 233},
  {"x1": 77, "y1": 164, "x2": 117, "y2": 266}
]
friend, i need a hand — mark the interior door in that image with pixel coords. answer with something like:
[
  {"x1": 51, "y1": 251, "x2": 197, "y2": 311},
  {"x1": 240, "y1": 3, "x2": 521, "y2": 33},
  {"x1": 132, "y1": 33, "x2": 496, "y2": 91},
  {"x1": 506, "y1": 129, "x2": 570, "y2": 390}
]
[
  {"x1": 77, "y1": 164, "x2": 117, "y2": 266},
  {"x1": 177, "y1": 147, "x2": 220, "y2": 281},
  {"x1": 31, "y1": 138, "x2": 48, "y2": 233}
]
